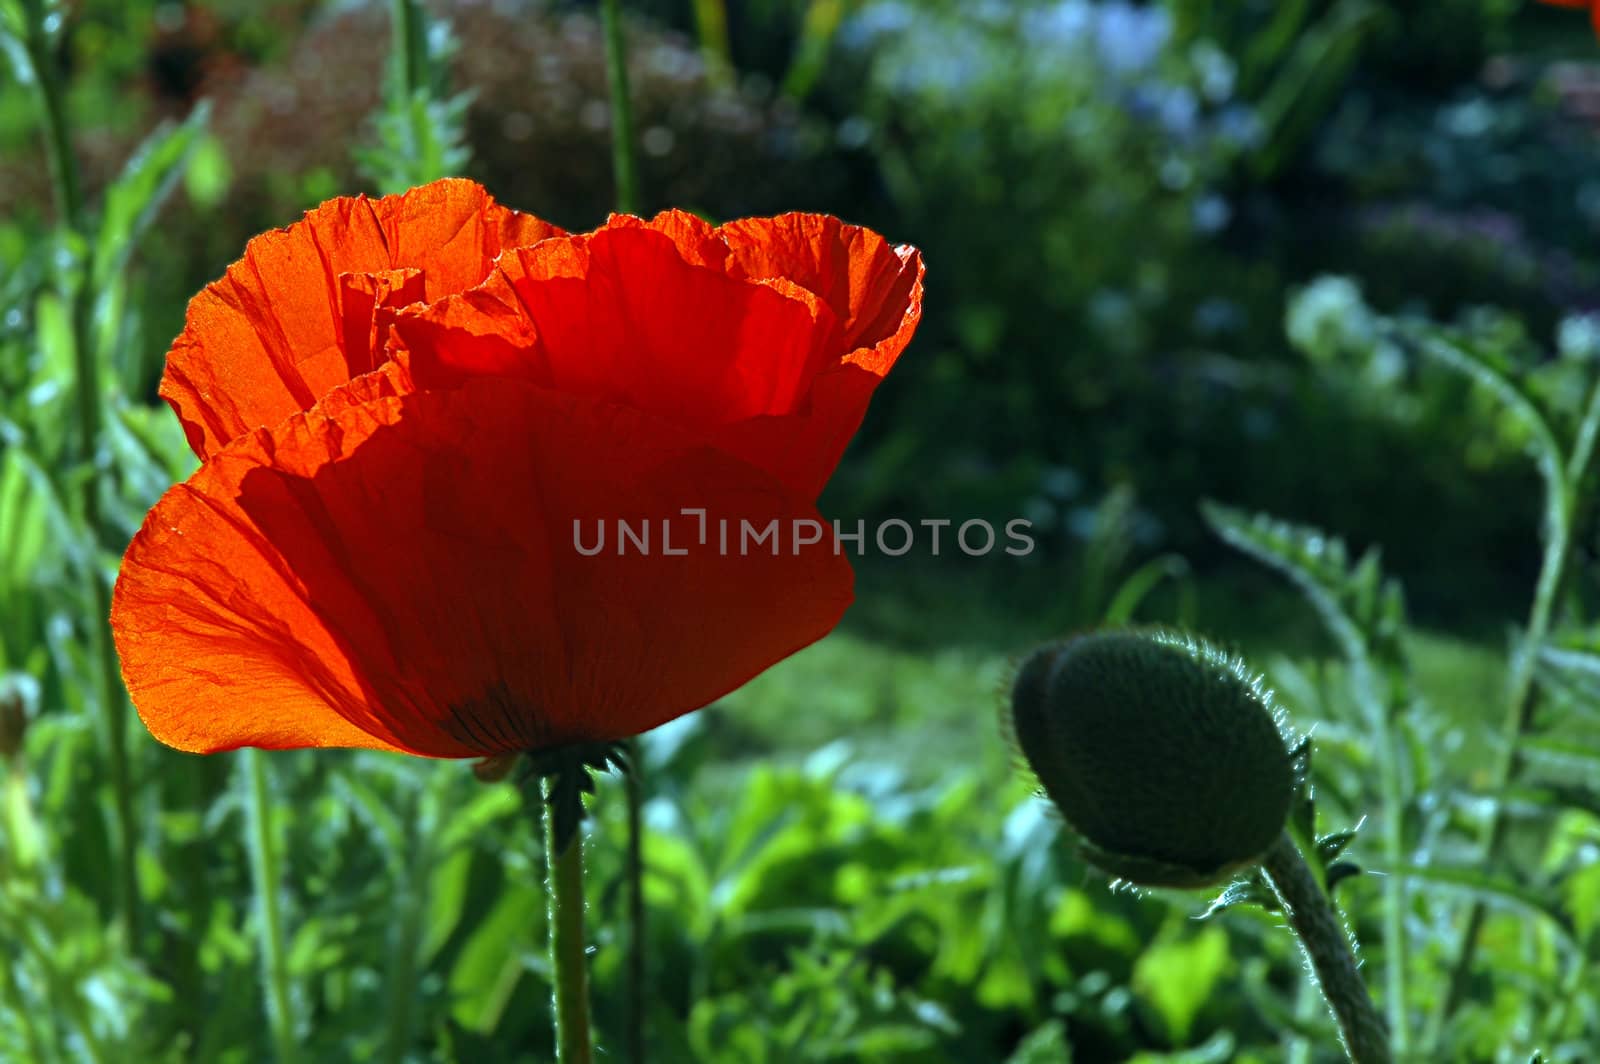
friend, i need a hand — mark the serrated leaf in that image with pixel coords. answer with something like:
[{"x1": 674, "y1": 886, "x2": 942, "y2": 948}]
[
  {"x1": 1200, "y1": 501, "x2": 1409, "y2": 682},
  {"x1": 1408, "y1": 326, "x2": 1569, "y2": 539}
]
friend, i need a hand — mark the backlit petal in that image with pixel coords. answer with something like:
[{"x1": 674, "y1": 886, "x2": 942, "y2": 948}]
[
  {"x1": 161, "y1": 179, "x2": 563, "y2": 461},
  {"x1": 114, "y1": 375, "x2": 853, "y2": 756}
]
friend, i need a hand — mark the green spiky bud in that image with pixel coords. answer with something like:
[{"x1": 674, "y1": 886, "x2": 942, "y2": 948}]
[{"x1": 1010, "y1": 630, "x2": 1295, "y2": 888}]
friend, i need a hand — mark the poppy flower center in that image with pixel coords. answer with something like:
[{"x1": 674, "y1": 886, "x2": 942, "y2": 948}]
[{"x1": 445, "y1": 680, "x2": 550, "y2": 754}]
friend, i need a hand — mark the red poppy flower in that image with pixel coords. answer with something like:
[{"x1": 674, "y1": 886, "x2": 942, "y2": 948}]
[
  {"x1": 111, "y1": 179, "x2": 924, "y2": 758},
  {"x1": 1540, "y1": 0, "x2": 1600, "y2": 35}
]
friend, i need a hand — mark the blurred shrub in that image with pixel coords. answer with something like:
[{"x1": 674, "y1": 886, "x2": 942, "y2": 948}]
[
  {"x1": 804, "y1": 0, "x2": 1598, "y2": 625},
  {"x1": 1, "y1": 0, "x2": 857, "y2": 388}
]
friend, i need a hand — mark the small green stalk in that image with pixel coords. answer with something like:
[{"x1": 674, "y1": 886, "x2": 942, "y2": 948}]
[
  {"x1": 690, "y1": 0, "x2": 734, "y2": 90},
  {"x1": 544, "y1": 785, "x2": 595, "y2": 1064},
  {"x1": 1261, "y1": 834, "x2": 1392, "y2": 1064},
  {"x1": 599, "y1": 0, "x2": 640, "y2": 215},
  {"x1": 243, "y1": 750, "x2": 298, "y2": 1064},
  {"x1": 1343, "y1": 655, "x2": 1409, "y2": 1055},
  {"x1": 20, "y1": 0, "x2": 140, "y2": 944},
  {"x1": 389, "y1": 0, "x2": 427, "y2": 102}
]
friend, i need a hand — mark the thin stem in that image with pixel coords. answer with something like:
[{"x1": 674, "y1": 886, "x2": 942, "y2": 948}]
[
  {"x1": 600, "y1": 9, "x2": 645, "y2": 1055},
  {"x1": 1341, "y1": 653, "x2": 1410, "y2": 1055},
  {"x1": 88, "y1": 575, "x2": 139, "y2": 936},
  {"x1": 599, "y1": 0, "x2": 640, "y2": 215},
  {"x1": 1429, "y1": 375, "x2": 1600, "y2": 1035},
  {"x1": 624, "y1": 740, "x2": 646, "y2": 1064},
  {"x1": 1260, "y1": 834, "x2": 1392, "y2": 1064},
  {"x1": 689, "y1": 0, "x2": 734, "y2": 90},
  {"x1": 389, "y1": 0, "x2": 426, "y2": 101},
  {"x1": 381, "y1": 834, "x2": 426, "y2": 1064},
  {"x1": 22, "y1": 1, "x2": 84, "y2": 232},
  {"x1": 243, "y1": 749, "x2": 298, "y2": 1064},
  {"x1": 544, "y1": 782, "x2": 595, "y2": 1064},
  {"x1": 21, "y1": 0, "x2": 140, "y2": 944},
  {"x1": 1371, "y1": 704, "x2": 1409, "y2": 1056}
]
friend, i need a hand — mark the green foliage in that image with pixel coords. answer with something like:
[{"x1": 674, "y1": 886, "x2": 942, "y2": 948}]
[
  {"x1": 1203, "y1": 293, "x2": 1600, "y2": 1059},
  {"x1": 4, "y1": 1, "x2": 1600, "y2": 1062}
]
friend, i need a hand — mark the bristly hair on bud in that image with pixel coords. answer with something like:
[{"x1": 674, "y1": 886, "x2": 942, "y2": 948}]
[{"x1": 1006, "y1": 628, "x2": 1298, "y2": 889}]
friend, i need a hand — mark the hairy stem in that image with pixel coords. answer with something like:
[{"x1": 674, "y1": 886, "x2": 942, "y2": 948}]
[
  {"x1": 243, "y1": 750, "x2": 298, "y2": 1063},
  {"x1": 1261, "y1": 834, "x2": 1392, "y2": 1064},
  {"x1": 545, "y1": 783, "x2": 595, "y2": 1064},
  {"x1": 624, "y1": 741, "x2": 646, "y2": 1064}
]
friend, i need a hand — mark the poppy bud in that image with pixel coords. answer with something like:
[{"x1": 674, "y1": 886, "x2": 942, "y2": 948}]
[{"x1": 1010, "y1": 630, "x2": 1295, "y2": 888}]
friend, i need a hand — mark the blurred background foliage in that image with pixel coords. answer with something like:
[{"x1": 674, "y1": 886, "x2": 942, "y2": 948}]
[{"x1": 4, "y1": 0, "x2": 1600, "y2": 1061}]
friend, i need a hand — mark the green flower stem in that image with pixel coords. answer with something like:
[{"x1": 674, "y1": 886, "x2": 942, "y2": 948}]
[
  {"x1": 1430, "y1": 374, "x2": 1600, "y2": 1037},
  {"x1": 389, "y1": 0, "x2": 426, "y2": 101},
  {"x1": 545, "y1": 784, "x2": 595, "y2": 1064},
  {"x1": 624, "y1": 740, "x2": 646, "y2": 1064},
  {"x1": 243, "y1": 750, "x2": 298, "y2": 1064},
  {"x1": 21, "y1": 0, "x2": 140, "y2": 945},
  {"x1": 599, "y1": 0, "x2": 640, "y2": 215},
  {"x1": 1260, "y1": 834, "x2": 1392, "y2": 1064},
  {"x1": 600, "y1": 8, "x2": 644, "y2": 1055},
  {"x1": 690, "y1": 0, "x2": 734, "y2": 89}
]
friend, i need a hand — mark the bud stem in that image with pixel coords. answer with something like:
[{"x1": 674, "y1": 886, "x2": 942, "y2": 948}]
[
  {"x1": 545, "y1": 781, "x2": 595, "y2": 1064},
  {"x1": 1260, "y1": 834, "x2": 1392, "y2": 1064}
]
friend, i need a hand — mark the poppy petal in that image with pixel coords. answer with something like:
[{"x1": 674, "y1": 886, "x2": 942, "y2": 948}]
[
  {"x1": 392, "y1": 218, "x2": 923, "y2": 500},
  {"x1": 710, "y1": 212, "x2": 923, "y2": 357},
  {"x1": 115, "y1": 376, "x2": 853, "y2": 757},
  {"x1": 161, "y1": 178, "x2": 563, "y2": 461},
  {"x1": 396, "y1": 225, "x2": 839, "y2": 425}
]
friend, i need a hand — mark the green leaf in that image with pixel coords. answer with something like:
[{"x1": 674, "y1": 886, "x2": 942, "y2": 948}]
[
  {"x1": 1005, "y1": 1021, "x2": 1072, "y2": 1064},
  {"x1": 1132, "y1": 925, "x2": 1232, "y2": 1044},
  {"x1": 94, "y1": 101, "x2": 212, "y2": 288},
  {"x1": 1102, "y1": 553, "x2": 1193, "y2": 626},
  {"x1": 1200, "y1": 501, "x2": 1408, "y2": 682},
  {"x1": 1407, "y1": 325, "x2": 1568, "y2": 538}
]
